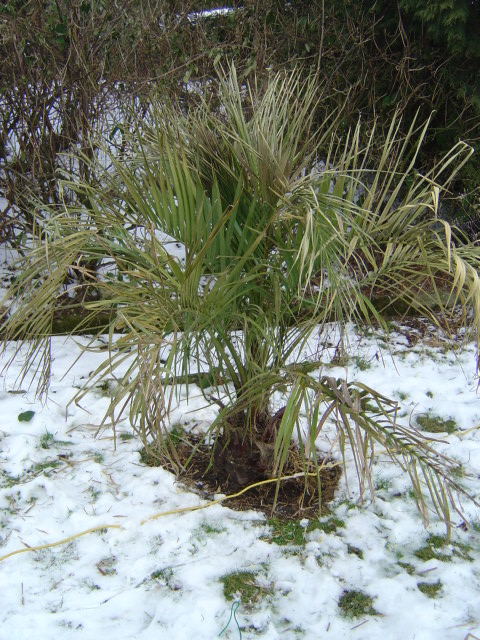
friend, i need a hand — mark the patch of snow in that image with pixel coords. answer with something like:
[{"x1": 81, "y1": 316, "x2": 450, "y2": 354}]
[{"x1": 0, "y1": 329, "x2": 479, "y2": 638}]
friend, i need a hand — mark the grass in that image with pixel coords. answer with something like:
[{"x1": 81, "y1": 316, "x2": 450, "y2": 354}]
[
  {"x1": 220, "y1": 570, "x2": 271, "y2": 605},
  {"x1": 40, "y1": 431, "x2": 56, "y2": 449},
  {"x1": 191, "y1": 522, "x2": 226, "y2": 543},
  {"x1": 424, "y1": 534, "x2": 447, "y2": 548},
  {"x1": 1, "y1": 456, "x2": 68, "y2": 488},
  {"x1": 150, "y1": 567, "x2": 182, "y2": 590},
  {"x1": 308, "y1": 516, "x2": 345, "y2": 534},
  {"x1": 0, "y1": 470, "x2": 20, "y2": 488},
  {"x1": 94, "y1": 379, "x2": 116, "y2": 396},
  {"x1": 259, "y1": 512, "x2": 346, "y2": 548},
  {"x1": 347, "y1": 545, "x2": 364, "y2": 559},
  {"x1": 89, "y1": 488, "x2": 102, "y2": 502},
  {"x1": 0, "y1": 429, "x2": 74, "y2": 489},
  {"x1": 416, "y1": 414, "x2": 456, "y2": 434},
  {"x1": 119, "y1": 433, "x2": 135, "y2": 441},
  {"x1": 417, "y1": 580, "x2": 443, "y2": 598},
  {"x1": 375, "y1": 478, "x2": 392, "y2": 492},
  {"x1": 329, "y1": 353, "x2": 351, "y2": 368},
  {"x1": 398, "y1": 561, "x2": 416, "y2": 575},
  {"x1": 353, "y1": 356, "x2": 372, "y2": 371},
  {"x1": 39, "y1": 431, "x2": 71, "y2": 450},
  {"x1": 151, "y1": 568, "x2": 173, "y2": 582},
  {"x1": 414, "y1": 534, "x2": 473, "y2": 563},
  {"x1": 338, "y1": 589, "x2": 378, "y2": 618},
  {"x1": 452, "y1": 542, "x2": 474, "y2": 562},
  {"x1": 169, "y1": 426, "x2": 185, "y2": 447},
  {"x1": 199, "y1": 522, "x2": 225, "y2": 535},
  {"x1": 31, "y1": 460, "x2": 62, "y2": 474},
  {"x1": 450, "y1": 464, "x2": 464, "y2": 479},
  {"x1": 414, "y1": 535, "x2": 452, "y2": 562},
  {"x1": 265, "y1": 518, "x2": 305, "y2": 546}
]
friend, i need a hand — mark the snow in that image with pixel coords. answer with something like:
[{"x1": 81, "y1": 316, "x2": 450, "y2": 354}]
[{"x1": 1, "y1": 329, "x2": 480, "y2": 639}]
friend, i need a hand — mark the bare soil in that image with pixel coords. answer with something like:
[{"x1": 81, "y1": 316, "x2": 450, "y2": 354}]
[{"x1": 141, "y1": 436, "x2": 342, "y2": 520}]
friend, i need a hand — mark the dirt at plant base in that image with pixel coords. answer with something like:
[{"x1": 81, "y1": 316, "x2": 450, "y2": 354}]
[{"x1": 140, "y1": 436, "x2": 342, "y2": 520}]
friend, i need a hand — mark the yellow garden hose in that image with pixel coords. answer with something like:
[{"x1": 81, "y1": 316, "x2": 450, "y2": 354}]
[{"x1": 0, "y1": 470, "x2": 333, "y2": 563}]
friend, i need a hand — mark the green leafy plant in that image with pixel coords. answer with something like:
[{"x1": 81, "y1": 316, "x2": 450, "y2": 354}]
[
  {"x1": 18, "y1": 410, "x2": 35, "y2": 423},
  {"x1": 2, "y1": 66, "x2": 480, "y2": 530}
]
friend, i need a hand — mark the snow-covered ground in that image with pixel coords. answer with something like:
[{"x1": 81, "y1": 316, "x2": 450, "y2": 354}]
[{"x1": 1, "y1": 326, "x2": 480, "y2": 639}]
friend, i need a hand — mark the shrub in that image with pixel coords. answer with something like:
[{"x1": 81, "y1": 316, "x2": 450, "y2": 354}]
[{"x1": 2, "y1": 66, "x2": 480, "y2": 530}]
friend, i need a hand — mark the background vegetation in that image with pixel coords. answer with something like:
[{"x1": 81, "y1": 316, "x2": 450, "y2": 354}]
[{"x1": 1, "y1": 0, "x2": 479, "y2": 240}]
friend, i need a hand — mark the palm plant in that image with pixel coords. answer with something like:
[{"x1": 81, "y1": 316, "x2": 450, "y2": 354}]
[{"x1": 2, "y1": 67, "x2": 480, "y2": 529}]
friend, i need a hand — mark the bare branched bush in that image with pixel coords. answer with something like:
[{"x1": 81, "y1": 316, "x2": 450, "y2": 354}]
[{"x1": 1, "y1": 1, "x2": 478, "y2": 243}]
